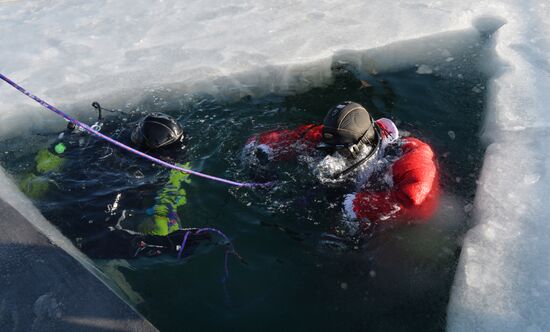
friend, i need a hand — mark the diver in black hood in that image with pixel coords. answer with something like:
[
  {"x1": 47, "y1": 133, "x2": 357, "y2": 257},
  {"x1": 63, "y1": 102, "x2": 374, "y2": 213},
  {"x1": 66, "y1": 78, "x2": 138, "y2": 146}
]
[
  {"x1": 21, "y1": 105, "x2": 208, "y2": 259},
  {"x1": 79, "y1": 111, "x2": 211, "y2": 258}
]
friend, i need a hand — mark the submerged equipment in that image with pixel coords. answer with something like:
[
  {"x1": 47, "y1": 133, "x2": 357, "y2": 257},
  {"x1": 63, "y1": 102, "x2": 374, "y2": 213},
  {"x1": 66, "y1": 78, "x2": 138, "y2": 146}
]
[
  {"x1": 54, "y1": 142, "x2": 66, "y2": 154},
  {"x1": 317, "y1": 101, "x2": 381, "y2": 178},
  {"x1": 0, "y1": 73, "x2": 269, "y2": 188}
]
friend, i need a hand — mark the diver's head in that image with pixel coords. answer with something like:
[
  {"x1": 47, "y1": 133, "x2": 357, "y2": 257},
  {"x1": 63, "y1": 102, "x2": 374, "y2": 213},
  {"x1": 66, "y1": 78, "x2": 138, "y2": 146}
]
[
  {"x1": 317, "y1": 101, "x2": 379, "y2": 160},
  {"x1": 131, "y1": 113, "x2": 186, "y2": 151}
]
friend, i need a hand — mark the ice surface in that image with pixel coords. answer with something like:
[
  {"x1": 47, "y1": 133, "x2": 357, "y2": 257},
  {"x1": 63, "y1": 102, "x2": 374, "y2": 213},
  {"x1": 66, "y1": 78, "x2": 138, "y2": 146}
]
[
  {"x1": 0, "y1": 0, "x2": 494, "y2": 137},
  {"x1": 0, "y1": 166, "x2": 127, "y2": 290},
  {"x1": 1, "y1": 0, "x2": 550, "y2": 330}
]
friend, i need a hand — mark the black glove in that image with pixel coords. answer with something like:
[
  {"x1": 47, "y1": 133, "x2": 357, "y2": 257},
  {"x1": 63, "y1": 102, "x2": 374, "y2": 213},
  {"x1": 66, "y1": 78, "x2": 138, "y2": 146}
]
[{"x1": 80, "y1": 229, "x2": 210, "y2": 259}]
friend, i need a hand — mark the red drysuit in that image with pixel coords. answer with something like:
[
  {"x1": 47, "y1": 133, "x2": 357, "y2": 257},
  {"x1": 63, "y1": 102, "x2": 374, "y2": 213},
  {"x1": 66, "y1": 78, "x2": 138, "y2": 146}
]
[{"x1": 244, "y1": 118, "x2": 439, "y2": 225}]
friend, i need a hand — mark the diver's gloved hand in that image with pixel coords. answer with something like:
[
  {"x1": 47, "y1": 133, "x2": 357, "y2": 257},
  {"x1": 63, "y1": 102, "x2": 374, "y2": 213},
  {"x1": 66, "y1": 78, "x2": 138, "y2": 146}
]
[
  {"x1": 79, "y1": 228, "x2": 211, "y2": 259},
  {"x1": 132, "y1": 228, "x2": 211, "y2": 258},
  {"x1": 79, "y1": 229, "x2": 143, "y2": 259},
  {"x1": 245, "y1": 148, "x2": 278, "y2": 182},
  {"x1": 166, "y1": 228, "x2": 211, "y2": 253},
  {"x1": 242, "y1": 140, "x2": 275, "y2": 182},
  {"x1": 255, "y1": 148, "x2": 270, "y2": 165}
]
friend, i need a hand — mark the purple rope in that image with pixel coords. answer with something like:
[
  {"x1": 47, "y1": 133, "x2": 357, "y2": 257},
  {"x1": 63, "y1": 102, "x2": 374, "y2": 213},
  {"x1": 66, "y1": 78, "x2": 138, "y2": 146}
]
[
  {"x1": 223, "y1": 250, "x2": 231, "y2": 282},
  {"x1": 0, "y1": 73, "x2": 271, "y2": 188},
  {"x1": 177, "y1": 227, "x2": 238, "y2": 282},
  {"x1": 196, "y1": 227, "x2": 233, "y2": 245},
  {"x1": 176, "y1": 230, "x2": 191, "y2": 259},
  {"x1": 196, "y1": 227, "x2": 237, "y2": 279}
]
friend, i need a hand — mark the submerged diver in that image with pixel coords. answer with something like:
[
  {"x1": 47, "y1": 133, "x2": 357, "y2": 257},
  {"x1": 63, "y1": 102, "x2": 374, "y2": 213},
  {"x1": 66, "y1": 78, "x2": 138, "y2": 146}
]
[
  {"x1": 20, "y1": 108, "x2": 208, "y2": 258},
  {"x1": 242, "y1": 101, "x2": 440, "y2": 235}
]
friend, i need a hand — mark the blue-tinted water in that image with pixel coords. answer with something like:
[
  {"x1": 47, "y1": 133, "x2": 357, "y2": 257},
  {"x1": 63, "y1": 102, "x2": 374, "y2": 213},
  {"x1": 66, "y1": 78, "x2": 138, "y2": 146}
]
[{"x1": 0, "y1": 61, "x2": 486, "y2": 331}]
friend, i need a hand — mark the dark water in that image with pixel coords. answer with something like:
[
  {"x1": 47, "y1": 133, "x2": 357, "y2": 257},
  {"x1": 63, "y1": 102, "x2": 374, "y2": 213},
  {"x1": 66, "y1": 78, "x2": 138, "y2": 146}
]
[{"x1": 0, "y1": 63, "x2": 487, "y2": 331}]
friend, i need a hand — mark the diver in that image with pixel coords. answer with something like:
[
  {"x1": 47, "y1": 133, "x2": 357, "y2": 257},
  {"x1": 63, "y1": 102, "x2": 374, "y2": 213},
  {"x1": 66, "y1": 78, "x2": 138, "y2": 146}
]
[
  {"x1": 20, "y1": 107, "x2": 208, "y2": 259},
  {"x1": 81, "y1": 111, "x2": 211, "y2": 259},
  {"x1": 242, "y1": 101, "x2": 440, "y2": 236}
]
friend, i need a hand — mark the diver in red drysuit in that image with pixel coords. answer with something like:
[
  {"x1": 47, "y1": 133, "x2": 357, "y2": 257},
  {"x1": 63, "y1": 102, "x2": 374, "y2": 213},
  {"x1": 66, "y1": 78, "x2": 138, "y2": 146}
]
[{"x1": 242, "y1": 101, "x2": 439, "y2": 232}]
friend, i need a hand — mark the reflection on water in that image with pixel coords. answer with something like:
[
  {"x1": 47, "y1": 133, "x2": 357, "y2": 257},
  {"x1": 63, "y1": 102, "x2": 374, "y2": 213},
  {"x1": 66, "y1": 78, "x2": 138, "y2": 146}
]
[{"x1": 0, "y1": 62, "x2": 486, "y2": 331}]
